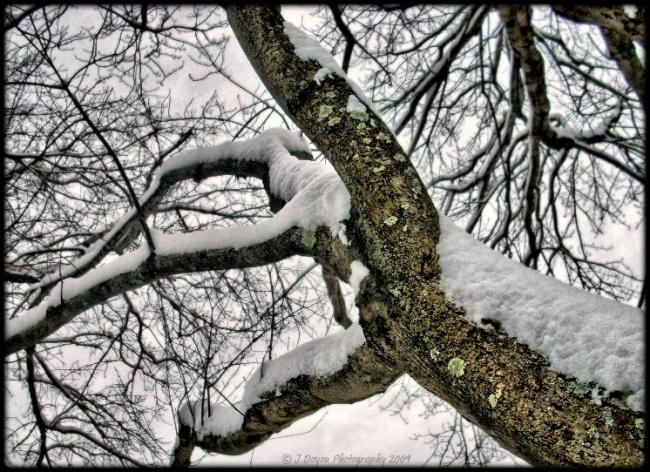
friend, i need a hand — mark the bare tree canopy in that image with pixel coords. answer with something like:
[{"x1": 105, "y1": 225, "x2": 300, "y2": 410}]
[{"x1": 4, "y1": 4, "x2": 645, "y2": 467}]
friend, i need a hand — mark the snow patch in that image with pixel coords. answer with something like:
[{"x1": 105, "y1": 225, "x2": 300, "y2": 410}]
[
  {"x1": 437, "y1": 214, "x2": 645, "y2": 411},
  {"x1": 314, "y1": 67, "x2": 332, "y2": 85},
  {"x1": 334, "y1": 222, "x2": 350, "y2": 246},
  {"x1": 242, "y1": 323, "x2": 366, "y2": 409},
  {"x1": 346, "y1": 95, "x2": 367, "y2": 115},
  {"x1": 5, "y1": 246, "x2": 149, "y2": 340},
  {"x1": 349, "y1": 261, "x2": 370, "y2": 299},
  {"x1": 283, "y1": 21, "x2": 382, "y2": 119},
  {"x1": 179, "y1": 399, "x2": 244, "y2": 439}
]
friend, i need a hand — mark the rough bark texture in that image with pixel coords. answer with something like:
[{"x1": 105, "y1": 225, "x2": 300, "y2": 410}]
[{"x1": 225, "y1": 5, "x2": 644, "y2": 466}]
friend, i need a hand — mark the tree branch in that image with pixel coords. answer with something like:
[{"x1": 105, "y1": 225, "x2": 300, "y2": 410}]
[{"x1": 172, "y1": 343, "x2": 399, "y2": 464}]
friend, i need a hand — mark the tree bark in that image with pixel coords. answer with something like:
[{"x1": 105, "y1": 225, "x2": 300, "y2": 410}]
[{"x1": 226, "y1": 5, "x2": 644, "y2": 466}]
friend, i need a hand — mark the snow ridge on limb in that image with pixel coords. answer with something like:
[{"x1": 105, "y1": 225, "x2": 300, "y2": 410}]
[
  {"x1": 172, "y1": 329, "x2": 399, "y2": 463},
  {"x1": 283, "y1": 21, "x2": 382, "y2": 119},
  {"x1": 178, "y1": 324, "x2": 365, "y2": 437},
  {"x1": 438, "y1": 215, "x2": 645, "y2": 411},
  {"x1": 6, "y1": 129, "x2": 352, "y2": 352}
]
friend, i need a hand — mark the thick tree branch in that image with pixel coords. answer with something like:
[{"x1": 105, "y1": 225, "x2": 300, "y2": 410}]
[
  {"x1": 172, "y1": 345, "x2": 399, "y2": 464},
  {"x1": 27, "y1": 131, "x2": 315, "y2": 298}
]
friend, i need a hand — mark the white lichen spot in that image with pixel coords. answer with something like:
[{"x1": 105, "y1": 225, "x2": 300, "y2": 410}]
[
  {"x1": 384, "y1": 215, "x2": 398, "y2": 226},
  {"x1": 372, "y1": 165, "x2": 386, "y2": 174},
  {"x1": 429, "y1": 347, "x2": 440, "y2": 361},
  {"x1": 362, "y1": 137, "x2": 372, "y2": 145},
  {"x1": 448, "y1": 357, "x2": 466, "y2": 378},
  {"x1": 402, "y1": 224, "x2": 409, "y2": 232},
  {"x1": 389, "y1": 288, "x2": 401, "y2": 298},
  {"x1": 393, "y1": 153, "x2": 407, "y2": 162}
]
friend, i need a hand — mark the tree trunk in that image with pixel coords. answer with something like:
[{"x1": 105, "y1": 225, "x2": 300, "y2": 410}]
[{"x1": 226, "y1": 5, "x2": 643, "y2": 466}]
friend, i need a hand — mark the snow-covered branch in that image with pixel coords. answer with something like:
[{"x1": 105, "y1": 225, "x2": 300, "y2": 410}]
[
  {"x1": 6, "y1": 228, "x2": 303, "y2": 354},
  {"x1": 27, "y1": 129, "x2": 346, "y2": 293},
  {"x1": 437, "y1": 215, "x2": 645, "y2": 411},
  {"x1": 7, "y1": 129, "x2": 354, "y2": 354},
  {"x1": 172, "y1": 329, "x2": 399, "y2": 463}
]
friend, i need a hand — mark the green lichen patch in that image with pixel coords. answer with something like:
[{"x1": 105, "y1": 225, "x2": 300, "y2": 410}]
[
  {"x1": 362, "y1": 137, "x2": 372, "y2": 145},
  {"x1": 384, "y1": 215, "x2": 398, "y2": 226},
  {"x1": 317, "y1": 105, "x2": 333, "y2": 121},
  {"x1": 393, "y1": 153, "x2": 407, "y2": 162},
  {"x1": 356, "y1": 122, "x2": 367, "y2": 132},
  {"x1": 301, "y1": 229, "x2": 317, "y2": 249},
  {"x1": 587, "y1": 426, "x2": 600, "y2": 440},
  {"x1": 376, "y1": 131, "x2": 392, "y2": 143},
  {"x1": 488, "y1": 387, "x2": 503, "y2": 408},
  {"x1": 325, "y1": 91, "x2": 337, "y2": 99},
  {"x1": 390, "y1": 176, "x2": 406, "y2": 188},
  {"x1": 601, "y1": 407, "x2": 614, "y2": 427},
  {"x1": 327, "y1": 116, "x2": 341, "y2": 126},
  {"x1": 567, "y1": 380, "x2": 591, "y2": 397},
  {"x1": 349, "y1": 110, "x2": 368, "y2": 121},
  {"x1": 635, "y1": 418, "x2": 645, "y2": 438},
  {"x1": 448, "y1": 357, "x2": 466, "y2": 378},
  {"x1": 372, "y1": 165, "x2": 386, "y2": 174}
]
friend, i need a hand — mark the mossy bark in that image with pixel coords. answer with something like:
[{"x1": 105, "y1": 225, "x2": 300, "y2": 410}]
[{"x1": 226, "y1": 5, "x2": 644, "y2": 466}]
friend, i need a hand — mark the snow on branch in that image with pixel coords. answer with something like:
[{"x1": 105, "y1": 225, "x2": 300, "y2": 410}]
[
  {"x1": 283, "y1": 21, "x2": 383, "y2": 121},
  {"x1": 6, "y1": 129, "x2": 352, "y2": 351},
  {"x1": 437, "y1": 215, "x2": 645, "y2": 411},
  {"x1": 179, "y1": 324, "x2": 366, "y2": 439},
  {"x1": 28, "y1": 129, "x2": 345, "y2": 291},
  {"x1": 5, "y1": 229, "x2": 305, "y2": 353},
  {"x1": 243, "y1": 323, "x2": 366, "y2": 408}
]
